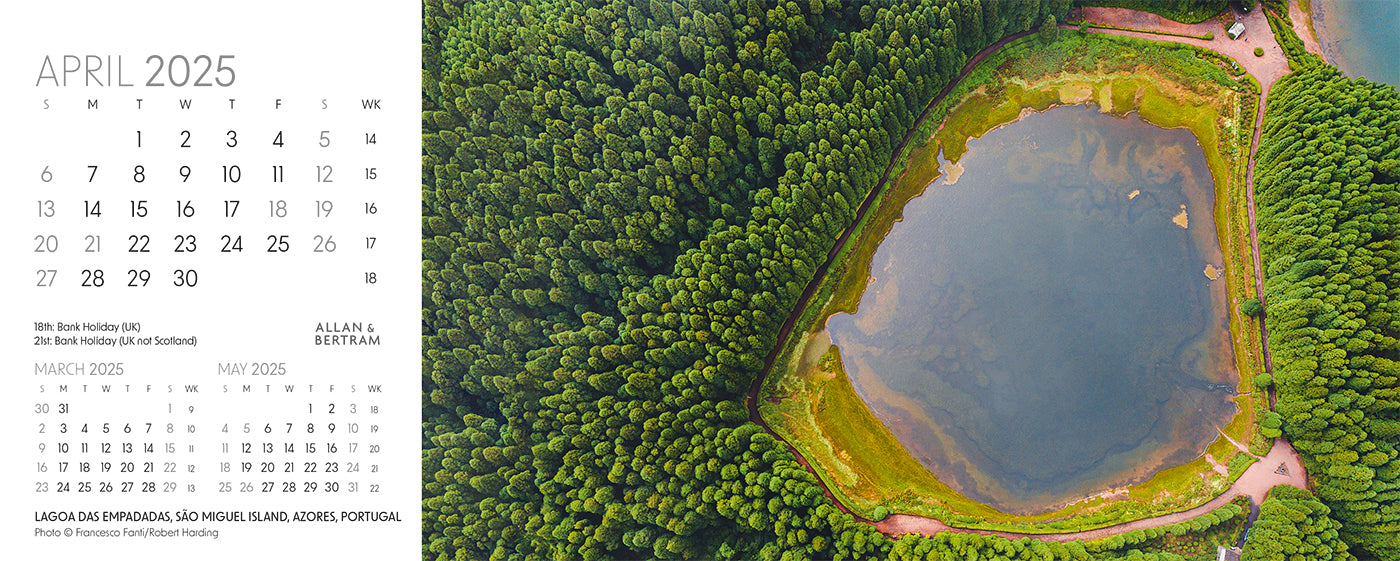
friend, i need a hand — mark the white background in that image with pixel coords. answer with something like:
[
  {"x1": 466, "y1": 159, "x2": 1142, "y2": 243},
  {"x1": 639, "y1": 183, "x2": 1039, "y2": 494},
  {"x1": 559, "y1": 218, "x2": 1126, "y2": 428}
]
[{"x1": 0, "y1": 2, "x2": 420, "y2": 558}]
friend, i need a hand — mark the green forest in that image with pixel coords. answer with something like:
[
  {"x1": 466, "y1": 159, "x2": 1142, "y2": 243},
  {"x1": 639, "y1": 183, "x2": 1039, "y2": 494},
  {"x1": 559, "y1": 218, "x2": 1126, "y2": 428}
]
[
  {"x1": 421, "y1": 0, "x2": 1400, "y2": 558},
  {"x1": 1256, "y1": 61, "x2": 1400, "y2": 559},
  {"x1": 1241, "y1": 486, "x2": 1353, "y2": 561}
]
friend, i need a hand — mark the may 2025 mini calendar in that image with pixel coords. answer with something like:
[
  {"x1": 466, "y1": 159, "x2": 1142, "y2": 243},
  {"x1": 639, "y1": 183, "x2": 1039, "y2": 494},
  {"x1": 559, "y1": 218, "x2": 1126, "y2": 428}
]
[{"x1": 1, "y1": 2, "x2": 418, "y2": 558}]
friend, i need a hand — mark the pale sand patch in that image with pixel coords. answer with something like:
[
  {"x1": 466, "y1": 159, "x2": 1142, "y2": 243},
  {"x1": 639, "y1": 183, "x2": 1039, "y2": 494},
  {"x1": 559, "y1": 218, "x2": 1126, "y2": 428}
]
[
  {"x1": 1204, "y1": 453, "x2": 1229, "y2": 476},
  {"x1": 1128, "y1": 189, "x2": 1140, "y2": 200},
  {"x1": 941, "y1": 160, "x2": 964, "y2": 185},
  {"x1": 1172, "y1": 204, "x2": 1189, "y2": 229},
  {"x1": 1097, "y1": 81, "x2": 1113, "y2": 112},
  {"x1": 1058, "y1": 487, "x2": 1129, "y2": 510},
  {"x1": 802, "y1": 331, "x2": 833, "y2": 378},
  {"x1": 1216, "y1": 428, "x2": 1254, "y2": 457},
  {"x1": 1058, "y1": 83, "x2": 1093, "y2": 104},
  {"x1": 1291, "y1": 0, "x2": 1328, "y2": 61}
]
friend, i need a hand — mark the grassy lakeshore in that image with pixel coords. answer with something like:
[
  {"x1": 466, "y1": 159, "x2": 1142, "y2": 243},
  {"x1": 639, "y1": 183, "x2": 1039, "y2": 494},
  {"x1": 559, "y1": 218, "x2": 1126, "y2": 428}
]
[{"x1": 759, "y1": 31, "x2": 1268, "y2": 533}]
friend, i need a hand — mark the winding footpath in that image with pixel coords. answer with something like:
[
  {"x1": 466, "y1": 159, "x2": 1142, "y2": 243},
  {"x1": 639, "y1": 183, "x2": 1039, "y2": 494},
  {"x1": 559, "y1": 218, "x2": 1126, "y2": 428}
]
[{"x1": 746, "y1": 4, "x2": 1309, "y2": 542}]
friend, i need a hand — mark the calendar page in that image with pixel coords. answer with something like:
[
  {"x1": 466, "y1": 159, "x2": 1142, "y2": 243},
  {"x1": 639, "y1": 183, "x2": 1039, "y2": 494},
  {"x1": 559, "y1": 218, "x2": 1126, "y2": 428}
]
[{"x1": 0, "y1": 2, "x2": 419, "y2": 558}]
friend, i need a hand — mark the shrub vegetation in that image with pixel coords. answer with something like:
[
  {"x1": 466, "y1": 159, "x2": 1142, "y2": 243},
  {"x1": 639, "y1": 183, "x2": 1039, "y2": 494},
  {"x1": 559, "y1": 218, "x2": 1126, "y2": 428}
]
[{"x1": 1257, "y1": 63, "x2": 1400, "y2": 560}]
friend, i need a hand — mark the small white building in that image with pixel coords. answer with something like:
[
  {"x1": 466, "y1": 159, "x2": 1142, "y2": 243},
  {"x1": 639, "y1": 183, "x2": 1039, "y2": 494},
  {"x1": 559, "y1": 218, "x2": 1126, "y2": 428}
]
[{"x1": 1228, "y1": 22, "x2": 1246, "y2": 40}]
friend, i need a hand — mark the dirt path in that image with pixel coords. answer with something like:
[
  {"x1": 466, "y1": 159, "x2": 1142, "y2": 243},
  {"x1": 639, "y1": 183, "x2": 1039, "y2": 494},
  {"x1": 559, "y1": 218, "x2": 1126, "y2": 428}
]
[
  {"x1": 1217, "y1": 427, "x2": 1254, "y2": 457},
  {"x1": 745, "y1": 5, "x2": 1302, "y2": 542}
]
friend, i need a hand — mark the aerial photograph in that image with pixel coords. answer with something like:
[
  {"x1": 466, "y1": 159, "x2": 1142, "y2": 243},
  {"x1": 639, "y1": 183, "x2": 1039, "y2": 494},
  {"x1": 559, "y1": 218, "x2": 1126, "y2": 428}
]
[{"x1": 420, "y1": 0, "x2": 1400, "y2": 559}]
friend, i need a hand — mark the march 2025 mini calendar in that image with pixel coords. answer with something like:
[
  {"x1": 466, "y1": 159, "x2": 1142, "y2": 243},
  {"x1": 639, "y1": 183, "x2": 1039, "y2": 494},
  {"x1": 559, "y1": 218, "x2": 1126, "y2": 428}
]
[{"x1": 0, "y1": 2, "x2": 419, "y2": 558}]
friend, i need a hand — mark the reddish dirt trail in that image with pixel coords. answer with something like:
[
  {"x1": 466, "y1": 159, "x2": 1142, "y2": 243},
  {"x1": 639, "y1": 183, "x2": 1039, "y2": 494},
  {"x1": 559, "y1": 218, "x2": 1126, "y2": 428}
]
[{"x1": 745, "y1": 7, "x2": 1305, "y2": 542}]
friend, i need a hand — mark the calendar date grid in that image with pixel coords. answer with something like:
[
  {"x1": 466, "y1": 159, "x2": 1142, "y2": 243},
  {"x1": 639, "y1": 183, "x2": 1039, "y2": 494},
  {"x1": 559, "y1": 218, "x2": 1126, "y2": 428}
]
[
  {"x1": 32, "y1": 381, "x2": 391, "y2": 498},
  {"x1": 28, "y1": 96, "x2": 393, "y2": 291}
]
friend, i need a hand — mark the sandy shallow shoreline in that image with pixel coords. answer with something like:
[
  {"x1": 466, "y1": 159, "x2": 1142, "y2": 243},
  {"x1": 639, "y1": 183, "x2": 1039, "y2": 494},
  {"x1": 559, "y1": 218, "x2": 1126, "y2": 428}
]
[{"x1": 1292, "y1": 0, "x2": 1330, "y2": 61}]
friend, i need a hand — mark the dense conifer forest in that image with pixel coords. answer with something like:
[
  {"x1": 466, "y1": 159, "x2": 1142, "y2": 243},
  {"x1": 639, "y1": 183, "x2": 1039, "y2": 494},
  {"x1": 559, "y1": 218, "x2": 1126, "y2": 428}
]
[
  {"x1": 421, "y1": 0, "x2": 1075, "y2": 558},
  {"x1": 421, "y1": 0, "x2": 1400, "y2": 558},
  {"x1": 1256, "y1": 61, "x2": 1400, "y2": 560},
  {"x1": 1241, "y1": 486, "x2": 1354, "y2": 561}
]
